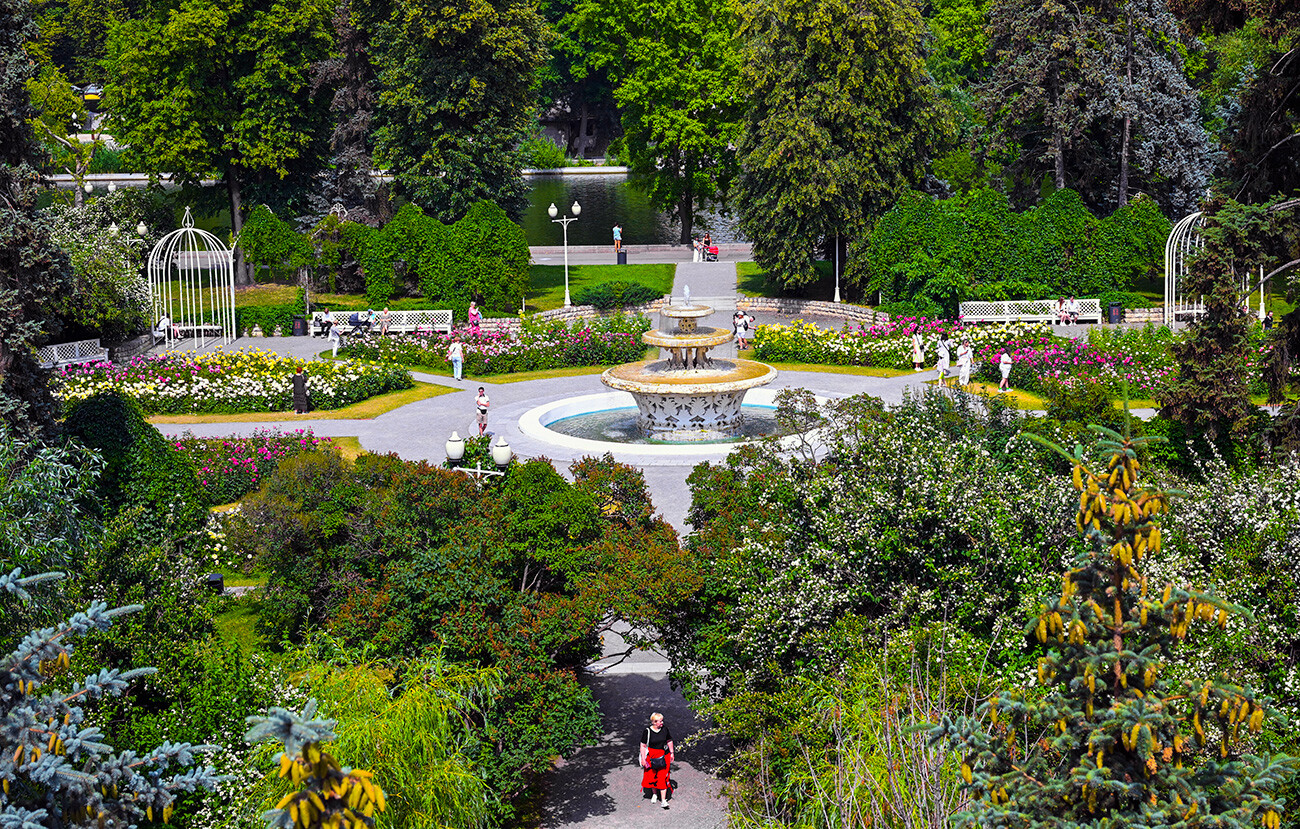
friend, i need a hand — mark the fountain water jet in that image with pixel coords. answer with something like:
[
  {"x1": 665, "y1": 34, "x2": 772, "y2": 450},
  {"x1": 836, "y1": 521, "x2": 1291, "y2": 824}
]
[{"x1": 600, "y1": 299, "x2": 776, "y2": 441}]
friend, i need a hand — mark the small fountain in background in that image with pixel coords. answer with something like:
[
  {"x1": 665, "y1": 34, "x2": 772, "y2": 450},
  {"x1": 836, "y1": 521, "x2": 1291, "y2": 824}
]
[{"x1": 600, "y1": 294, "x2": 776, "y2": 441}]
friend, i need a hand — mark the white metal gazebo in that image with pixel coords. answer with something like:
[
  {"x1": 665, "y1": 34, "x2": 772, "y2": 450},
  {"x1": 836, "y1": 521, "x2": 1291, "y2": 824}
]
[
  {"x1": 148, "y1": 206, "x2": 236, "y2": 348},
  {"x1": 1165, "y1": 210, "x2": 1272, "y2": 326},
  {"x1": 1163, "y1": 211, "x2": 1204, "y2": 325}
]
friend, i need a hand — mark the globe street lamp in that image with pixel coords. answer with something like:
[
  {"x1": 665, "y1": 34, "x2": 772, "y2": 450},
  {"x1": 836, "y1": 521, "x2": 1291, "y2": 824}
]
[{"x1": 548, "y1": 201, "x2": 581, "y2": 307}]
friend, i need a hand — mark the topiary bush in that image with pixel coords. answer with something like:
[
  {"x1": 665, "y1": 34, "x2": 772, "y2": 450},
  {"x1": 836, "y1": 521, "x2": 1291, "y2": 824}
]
[
  {"x1": 572, "y1": 280, "x2": 663, "y2": 310},
  {"x1": 63, "y1": 391, "x2": 207, "y2": 534}
]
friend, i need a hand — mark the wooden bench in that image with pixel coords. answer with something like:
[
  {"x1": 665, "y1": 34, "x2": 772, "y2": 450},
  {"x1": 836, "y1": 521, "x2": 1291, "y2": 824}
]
[
  {"x1": 312, "y1": 309, "x2": 453, "y2": 337},
  {"x1": 38, "y1": 338, "x2": 109, "y2": 368},
  {"x1": 958, "y1": 299, "x2": 1103, "y2": 325}
]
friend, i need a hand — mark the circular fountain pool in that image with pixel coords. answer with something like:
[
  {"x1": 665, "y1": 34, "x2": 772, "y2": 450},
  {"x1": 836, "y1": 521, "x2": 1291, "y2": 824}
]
[{"x1": 519, "y1": 389, "x2": 805, "y2": 456}]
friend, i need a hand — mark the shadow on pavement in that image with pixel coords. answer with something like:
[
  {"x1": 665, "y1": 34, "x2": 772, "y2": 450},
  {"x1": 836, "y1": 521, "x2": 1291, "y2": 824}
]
[{"x1": 540, "y1": 672, "x2": 730, "y2": 829}]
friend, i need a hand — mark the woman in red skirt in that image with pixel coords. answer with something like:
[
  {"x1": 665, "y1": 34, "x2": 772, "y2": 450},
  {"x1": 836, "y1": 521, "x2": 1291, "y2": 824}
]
[{"x1": 639, "y1": 712, "x2": 674, "y2": 809}]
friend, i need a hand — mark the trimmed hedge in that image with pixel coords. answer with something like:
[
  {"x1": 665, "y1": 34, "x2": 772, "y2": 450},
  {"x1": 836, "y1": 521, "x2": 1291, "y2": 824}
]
[
  {"x1": 572, "y1": 280, "x2": 663, "y2": 310},
  {"x1": 848, "y1": 188, "x2": 1171, "y2": 316},
  {"x1": 234, "y1": 300, "x2": 303, "y2": 336}
]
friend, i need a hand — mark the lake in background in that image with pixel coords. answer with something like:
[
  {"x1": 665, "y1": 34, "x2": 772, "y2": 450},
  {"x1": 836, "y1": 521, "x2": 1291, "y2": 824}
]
[
  {"x1": 522, "y1": 173, "x2": 741, "y2": 246},
  {"x1": 48, "y1": 172, "x2": 743, "y2": 246}
]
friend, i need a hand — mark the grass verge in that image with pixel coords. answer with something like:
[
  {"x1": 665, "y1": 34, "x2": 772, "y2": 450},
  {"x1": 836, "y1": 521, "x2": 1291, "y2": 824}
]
[
  {"x1": 147, "y1": 381, "x2": 453, "y2": 424},
  {"x1": 214, "y1": 600, "x2": 263, "y2": 652},
  {"x1": 526, "y1": 263, "x2": 675, "y2": 312},
  {"x1": 329, "y1": 436, "x2": 367, "y2": 460},
  {"x1": 763, "y1": 361, "x2": 914, "y2": 378},
  {"x1": 738, "y1": 261, "x2": 844, "y2": 301}
]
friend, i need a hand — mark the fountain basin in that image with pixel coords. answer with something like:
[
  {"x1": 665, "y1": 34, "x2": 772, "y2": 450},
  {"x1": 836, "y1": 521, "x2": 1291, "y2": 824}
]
[
  {"x1": 642, "y1": 326, "x2": 733, "y2": 349},
  {"x1": 601, "y1": 358, "x2": 778, "y2": 441}
]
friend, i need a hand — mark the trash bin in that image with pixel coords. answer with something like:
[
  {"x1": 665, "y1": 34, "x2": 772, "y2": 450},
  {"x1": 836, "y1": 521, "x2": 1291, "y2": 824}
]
[
  {"x1": 1107, "y1": 302, "x2": 1122, "y2": 324},
  {"x1": 617, "y1": 250, "x2": 628, "y2": 265},
  {"x1": 292, "y1": 315, "x2": 308, "y2": 336},
  {"x1": 205, "y1": 573, "x2": 225, "y2": 593}
]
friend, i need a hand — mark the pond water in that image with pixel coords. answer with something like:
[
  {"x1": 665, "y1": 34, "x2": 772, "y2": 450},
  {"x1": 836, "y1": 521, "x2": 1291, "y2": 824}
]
[
  {"x1": 522, "y1": 173, "x2": 742, "y2": 246},
  {"x1": 47, "y1": 172, "x2": 742, "y2": 246}
]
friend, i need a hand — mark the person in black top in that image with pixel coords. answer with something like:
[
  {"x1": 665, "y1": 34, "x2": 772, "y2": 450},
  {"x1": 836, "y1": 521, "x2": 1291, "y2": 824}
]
[
  {"x1": 639, "y1": 712, "x2": 674, "y2": 808},
  {"x1": 291, "y1": 367, "x2": 309, "y2": 414}
]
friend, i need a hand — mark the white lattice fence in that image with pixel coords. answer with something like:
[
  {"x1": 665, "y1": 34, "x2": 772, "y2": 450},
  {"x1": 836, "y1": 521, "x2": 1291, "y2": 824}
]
[
  {"x1": 959, "y1": 298, "x2": 1102, "y2": 323},
  {"x1": 312, "y1": 310, "x2": 454, "y2": 335},
  {"x1": 37, "y1": 338, "x2": 109, "y2": 368}
]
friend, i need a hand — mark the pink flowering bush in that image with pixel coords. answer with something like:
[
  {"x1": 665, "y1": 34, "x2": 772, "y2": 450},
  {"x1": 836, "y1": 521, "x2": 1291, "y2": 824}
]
[
  {"x1": 752, "y1": 317, "x2": 1048, "y2": 369},
  {"x1": 173, "y1": 428, "x2": 332, "y2": 505},
  {"x1": 973, "y1": 335, "x2": 1176, "y2": 397},
  {"x1": 340, "y1": 313, "x2": 650, "y2": 375}
]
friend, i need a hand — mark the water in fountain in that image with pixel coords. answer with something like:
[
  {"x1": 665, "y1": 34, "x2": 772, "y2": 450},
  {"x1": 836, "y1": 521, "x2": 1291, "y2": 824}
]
[{"x1": 599, "y1": 298, "x2": 777, "y2": 441}]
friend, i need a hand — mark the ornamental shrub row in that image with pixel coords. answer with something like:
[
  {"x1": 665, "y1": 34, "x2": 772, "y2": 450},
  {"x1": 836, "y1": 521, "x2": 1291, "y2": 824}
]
[
  {"x1": 848, "y1": 188, "x2": 1171, "y2": 316},
  {"x1": 340, "y1": 313, "x2": 651, "y2": 375}
]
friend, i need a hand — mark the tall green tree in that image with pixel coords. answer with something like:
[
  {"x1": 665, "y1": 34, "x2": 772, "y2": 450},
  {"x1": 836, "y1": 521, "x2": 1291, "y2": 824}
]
[
  {"x1": 106, "y1": 0, "x2": 334, "y2": 283},
  {"x1": 734, "y1": 0, "x2": 953, "y2": 287},
  {"x1": 370, "y1": 0, "x2": 548, "y2": 222},
  {"x1": 0, "y1": 0, "x2": 71, "y2": 440},
  {"x1": 978, "y1": 0, "x2": 1211, "y2": 214},
  {"x1": 1161, "y1": 192, "x2": 1298, "y2": 441},
  {"x1": 932, "y1": 425, "x2": 1298, "y2": 829},
  {"x1": 570, "y1": 0, "x2": 742, "y2": 243}
]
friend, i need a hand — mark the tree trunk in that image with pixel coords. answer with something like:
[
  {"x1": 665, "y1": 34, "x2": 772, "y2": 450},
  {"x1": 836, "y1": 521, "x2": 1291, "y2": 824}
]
[
  {"x1": 228, "y1": 172, "x2": 251, "y2": 286},
  {"x1": 1117, "y1": 14, "x2": 1133, "y2": 207},
  {"x1": 1050, "y1": 70, "x2": 1066, "y2": 190},
  {"x1": 679, "y1": 158, "x2": 694, "y2": 245}
]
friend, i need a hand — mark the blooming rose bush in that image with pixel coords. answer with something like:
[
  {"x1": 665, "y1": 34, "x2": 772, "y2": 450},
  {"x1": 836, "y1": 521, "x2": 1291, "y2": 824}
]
[
  {"x1": 54, "y1": 349, "x2": 412, "y2": 414},
  {"x1": 340, "y1": 313, "x2": 651, "y2": 375},
  {"x1": 752, "y1": 318, "x2": 1049, "y2": 369},
  {"x1": 173, "y1": 427, "x2": 334, "y2": 505}
]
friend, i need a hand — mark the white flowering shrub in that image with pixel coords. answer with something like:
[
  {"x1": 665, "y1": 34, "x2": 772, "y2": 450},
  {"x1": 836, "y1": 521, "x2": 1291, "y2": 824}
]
[
  {"x1": 670, "y1": 389, "x2": 1080, "y2": 701},
  {"x1": 45, "y1": 196, "x2": 151, "y2": 342}
]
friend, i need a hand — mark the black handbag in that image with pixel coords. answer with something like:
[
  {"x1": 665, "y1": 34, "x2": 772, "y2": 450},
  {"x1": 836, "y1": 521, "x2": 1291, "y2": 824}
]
[{"x1": 646, "y1": 728, "x2": 668, "y2": 770}]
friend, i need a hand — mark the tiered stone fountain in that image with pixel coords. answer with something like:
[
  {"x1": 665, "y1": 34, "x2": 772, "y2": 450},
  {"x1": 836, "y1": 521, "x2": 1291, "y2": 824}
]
[{"x1": 600, "y1": 298, "x2": 777, "y2": 441}]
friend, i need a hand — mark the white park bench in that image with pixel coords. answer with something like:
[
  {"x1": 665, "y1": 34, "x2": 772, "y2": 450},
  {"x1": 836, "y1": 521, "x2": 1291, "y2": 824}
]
[
  {"x1": 958, "y1": 298, "x2": 1103, "y2": 325},
  {"x1": 37, "y1": 338, "x2": 109, "y2": 368},
  {"x1": 311, "y1": 309, "x2": 454, "y2": 337}
]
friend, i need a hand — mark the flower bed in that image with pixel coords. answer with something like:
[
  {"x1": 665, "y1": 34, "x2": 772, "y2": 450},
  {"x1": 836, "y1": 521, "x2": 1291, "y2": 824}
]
[
  {"x1": 174, "y1": 428, "x2": 332, "y2": 505},
  {"x1": 973, "y1": 335, "x2": 1176, "y2": 397},
  {"x1": 340, "y1": 313, "x2": 651, "y2": 375},
  {"x1": 54, "y1": 350, "x2": 412, "y2": 414},
  {"x1": 752, "y1": 318, "x2": 1050, "y2": 370}
]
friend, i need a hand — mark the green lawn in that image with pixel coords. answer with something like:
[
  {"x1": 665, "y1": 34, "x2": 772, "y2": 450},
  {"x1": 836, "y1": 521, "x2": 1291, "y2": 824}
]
[
  {"x1": 737, "y1": 260, "x2": 850, "y2": 302},
  {"x1": 525, "y1": 263, "x2": 675, "y2": 312},
  {"x1": 148, "y1": 380, "x2": 454, "y2": 424},
  {"x1": 214, "y1": 599, "x2": 263, "y2": 652}
]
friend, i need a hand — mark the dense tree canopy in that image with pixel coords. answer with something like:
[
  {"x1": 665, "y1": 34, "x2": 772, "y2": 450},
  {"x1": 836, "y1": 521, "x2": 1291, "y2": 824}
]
[
  {"x1": 570, "y1": 0, "x2": 742, "y2": 243},
  {"x1": 978, "y1": 0, "x2": 1212, "y2": 215},
  {"x1": 106, "y1": 0, "x2": 334, "y2": 282},
  {"x1": 370, "y1": 0, "x2": 548, "y2": 221},
  {"x1": 733, "y1": 0, "x2": 954, "y2": 287},
  {"x1": 0, "y1": 0, "x2": 71, "y2": 440}
]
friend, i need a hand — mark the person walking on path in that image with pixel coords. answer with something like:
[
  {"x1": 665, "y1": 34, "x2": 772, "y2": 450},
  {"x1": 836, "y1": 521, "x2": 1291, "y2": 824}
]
[
  {"x1": 447, "y1": 337, "x2": 464, "y2": 381},
  {"x1": 612, "y1": 224, "x2": 622, "y2": 252},
  {"x1": 328, "y1": 325, "x2": 343, "y2": 358},
  {"x1": 475, "y1": 387, "x2": 490, "y2": 436},
  {"x1": 639, "y1": 712, "x2": 674, "y2": 809},
  {"x1": 911, "y1": 329, "x2": 925, "y2": 371},
  {"x1": 733, "y1": 309, "x2": 753, "y2": 350},
  {"x1": 998, "y1": 346, "x2": 1013, "y2": 391},
  {"x1": 956, "y1": 339, "x2": 973, "y2": 387},
  {"x1": 467, "y1": 302, "x2": 482, "y2": 337},
  {"x1": 935, "y1": 334, "x2": 951, "y2": 385},
  {"x1": 291, "y1": 367, "x2": 309, "y2": 414}
]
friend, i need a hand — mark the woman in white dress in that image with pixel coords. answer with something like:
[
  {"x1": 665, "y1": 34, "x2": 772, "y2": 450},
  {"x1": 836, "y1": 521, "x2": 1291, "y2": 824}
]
[
  {"x1": 935, "y1": 335, "x2": 951, "y2": 384},
  {"x1": 911, "y1": 330, "x2": 925, "y2": 371},
  {"x1": 956, "y1": 339, "x2": 973, "y2": 386}
]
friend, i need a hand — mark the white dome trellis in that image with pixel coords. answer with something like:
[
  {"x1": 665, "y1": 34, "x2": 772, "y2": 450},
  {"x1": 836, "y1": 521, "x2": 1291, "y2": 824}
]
[
  {"x1": 1164, "y1": 211, "x2": 1269, "y2": 326},
  {"x1": 148, "y1": 207, "x2": 236, "y2": 348}
]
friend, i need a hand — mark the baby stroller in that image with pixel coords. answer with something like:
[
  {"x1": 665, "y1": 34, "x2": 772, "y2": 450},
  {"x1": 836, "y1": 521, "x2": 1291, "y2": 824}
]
[
  {"x1": 704, "y1": 245, "x2": 719, "y2": 262},
  {"x1": 347, "y1": 311, "x2": 371, "y2": 335}
]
